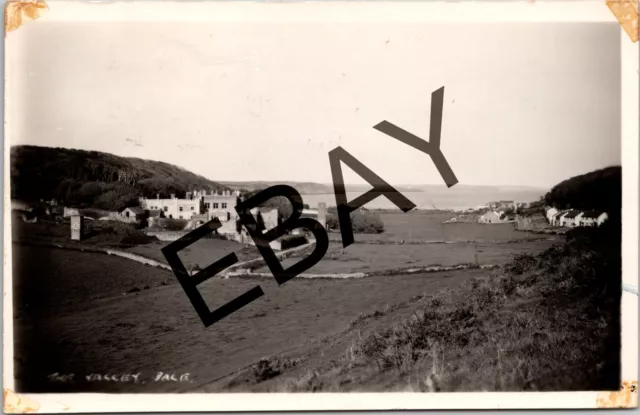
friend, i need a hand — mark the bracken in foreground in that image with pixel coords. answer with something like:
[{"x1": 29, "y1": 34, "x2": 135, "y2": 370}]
[{"x1": 274, "y1": 221, "x2": 621, "y2": 392}]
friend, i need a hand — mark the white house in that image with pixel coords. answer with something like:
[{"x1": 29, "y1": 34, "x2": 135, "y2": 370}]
[
  {"x1": 561, "y1": 210, "x2": 580, "y2": 227},
  {"x1": 202, "y1": 190, "x2": 240, "y2": 223},
  {"x1": 578, "y1": 211, "x2": 598, "y2": 227},
  {"x1": 574, "y1": 211, "x2": 584, "y2": 226},
  {"x1": 140, "y1": 193, "x2": 202, "y2": 220},
  {"x1": 597, "y1": 212, "x2": 609, "y2": 226},
  {"x1": 545, "y1": 207, "x2": 559, "y2": 223},
  {"x1": 479, "y1": 211, "x2": 501, "y2": 224},
  {"x1": 557, "y1": 212, "x2": 569, "y2": 227},
  {"x1": 551, "y1": 211, "x2": 565, "y2": 226}
]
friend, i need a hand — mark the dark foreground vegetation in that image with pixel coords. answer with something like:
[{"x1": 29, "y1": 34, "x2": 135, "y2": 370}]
[
  {"x1": 11, "y1": 145, "x2": 228, "y2": 211},
  {"x1": 264, "y1": 221, "x2": 621, "y2": 392}
]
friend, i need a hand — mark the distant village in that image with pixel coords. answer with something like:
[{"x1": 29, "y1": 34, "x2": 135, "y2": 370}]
[
  {"x1": 543, "y1": 207, "x2": 608, "y2": 228},
  {"x1": 13, "y1": 189, "x2": 327, "y2": 247},
  {"x1": 443, "y1": 200, "x2": 609, "y2": 229}
]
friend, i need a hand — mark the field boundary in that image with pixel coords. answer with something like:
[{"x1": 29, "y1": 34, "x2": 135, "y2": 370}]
[
  {"x1": 224, "y1": 263, "x2": 500, "y2": 280},
  {"x1": 12, "y1": 239, "x2": 506, "y2": 279},
  {"x1": 326, "y1": 237, "x2": 556, "y2": 245},
  {"x1": 13, "y1": 239, "x2": 175, "y2": 270},
  {"x1": 12, "y1": 238, "x2": 318, "y2": 277}
]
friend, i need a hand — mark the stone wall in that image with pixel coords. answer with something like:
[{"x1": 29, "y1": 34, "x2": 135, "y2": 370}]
[
  {"x1": 104, "y1": 249, "x2": 172, "y2": 270},
  {"x1": 144, "y1": 231, "x2": 190, "y2": 241}
]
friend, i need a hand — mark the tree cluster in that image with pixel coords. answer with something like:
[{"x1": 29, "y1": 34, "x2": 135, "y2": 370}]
[
  {"x1": 543, "y1": 166, "x2": 621, "y2": 221},
  {"x1": 11, "y1": 145, "x2": 228, "y2": 211}
]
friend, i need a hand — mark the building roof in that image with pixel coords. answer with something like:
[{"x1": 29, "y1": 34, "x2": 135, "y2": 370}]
[
  {"x1": 123, "y1": 207, "x2": 145, "y2": 215},
  {"x1": 582, "y1": 210, "x2": 602, "y2": 219},
  {"x1": 564, "y1": 210, "x2": 581, "y2": 219}
]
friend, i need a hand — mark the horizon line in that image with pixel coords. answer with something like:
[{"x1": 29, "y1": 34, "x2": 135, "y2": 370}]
[{"x1": 216, "y1": 180, "x2": 550, "y2": 190}]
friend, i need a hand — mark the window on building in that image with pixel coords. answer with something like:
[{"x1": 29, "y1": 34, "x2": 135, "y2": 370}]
[
  {"x1": 213, "y1": 203, "x2": 219, "y2": 209},
  {"x1": 191, "y1": 206, "x2": 194, "y2": 210},
  {"x1": 179, "y1": 215, "x2": 183, "y2": 219},
  {"x1": 163, "y1": 207, "x2": 168, "y2": 212},
  {"x1": 221, "y1": 203, "x2": 227, "y2": 209},
  {"x1": 179, "y1": 207, "x2": 183, "y2": 212},
  {"x1": 205, "y1": 203, "x2": 210, "y2": 209}
]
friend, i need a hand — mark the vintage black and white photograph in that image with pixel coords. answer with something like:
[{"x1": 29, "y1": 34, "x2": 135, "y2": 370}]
[{"x1": 3, "y1": 1, "x2": 637, "y2": 410}]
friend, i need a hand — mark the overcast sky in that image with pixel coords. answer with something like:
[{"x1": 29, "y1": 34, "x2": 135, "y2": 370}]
[{"x1": 7, "y1": 21, "x2": 621, "y2": 188}]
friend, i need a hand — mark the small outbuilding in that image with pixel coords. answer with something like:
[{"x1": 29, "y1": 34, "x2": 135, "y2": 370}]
[
  {"x1": 120, "y1": 207, "x2": 146, "y2": 221},
  {"x1": 479, "y1": 211, "x2": 501, "y2": 224}
]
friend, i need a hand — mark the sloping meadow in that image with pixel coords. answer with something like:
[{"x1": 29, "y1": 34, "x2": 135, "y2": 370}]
[{"x1": 269, "y1": 222, "x2": 621, "y2": 392}]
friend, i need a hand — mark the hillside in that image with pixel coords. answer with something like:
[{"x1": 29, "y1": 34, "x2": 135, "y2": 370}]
[
  {"x1": 215, "y1": 221, "x2": 621, "y2": 392},
  {"x1": 10, "y1": 145, "x2": 228, "y2": 211},
  {"x1": 544, "y1": 166, "x2": 621, "y2": 216}
]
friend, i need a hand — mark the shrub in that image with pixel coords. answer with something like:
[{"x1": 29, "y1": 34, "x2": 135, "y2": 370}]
[
  {"x1": 251, "y1": 358, "x2": 282, "y2": 383},
  {"x1": 250, "y1": 357, "x2": 301, "y2": 384},
  {"x1": 153, "y1": 218, "x2": 188, "y2": 231},
  {"x1": 326, "y1": 208, "x2": 384, "y2": 234},
  {"x1": 280, "y1": 234, "x2": 308, "y2": 250},
  {"x1": 120, "y1": 233, "x2": 157, "y2": 245}
]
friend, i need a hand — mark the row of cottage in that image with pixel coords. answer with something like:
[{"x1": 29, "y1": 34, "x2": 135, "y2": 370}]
[{"x1": 545, "y1": 207, "x2": 608, "y2": 228}]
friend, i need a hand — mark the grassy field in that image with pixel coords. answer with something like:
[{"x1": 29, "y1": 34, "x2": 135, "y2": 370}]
[
  {"x1": 208, "y1": 224, "x2": 621, "y2": 393},
  {"x1": 126, "y1": 238, "x2": 259, "y2": 269},
  {"x1": 11, "y1": 243, "x2": 490, "y2": 393},
  {"x1": 254, "y1": 240, "x2": 558, "y2": 275},
  {"x1": 333, "y1": 210, "x2": 549, "y2": 243},
  {"x1": 125, "y1": 211, "x2": 561, "y2": 275},
  {"x1": 12, "y1": 210, "x2": 616, "y2": 394}
]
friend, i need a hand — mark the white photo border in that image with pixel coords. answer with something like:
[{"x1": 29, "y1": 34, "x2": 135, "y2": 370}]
[{"x1": 2, "y1": 1, "x2": 637, "y2": 412}]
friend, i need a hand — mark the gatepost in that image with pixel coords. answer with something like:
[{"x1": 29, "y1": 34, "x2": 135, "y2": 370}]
[
  {"x1": 70, "y1": 215, "x2": 84, "y2": 241},
  {"x1": 317, "y1": 202, "x2": 327, "y2": 229}
]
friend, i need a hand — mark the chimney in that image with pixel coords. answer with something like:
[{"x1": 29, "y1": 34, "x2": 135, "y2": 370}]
[
  {"x1": 186, "y1": 192, "x2": 192, "y2": 200},
  {"x1": 156, "y1": 193, "x2": 159, "y2": 199},
  {"x1": 171, "y1": 194, "x2": 175, "y2": 199}
]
